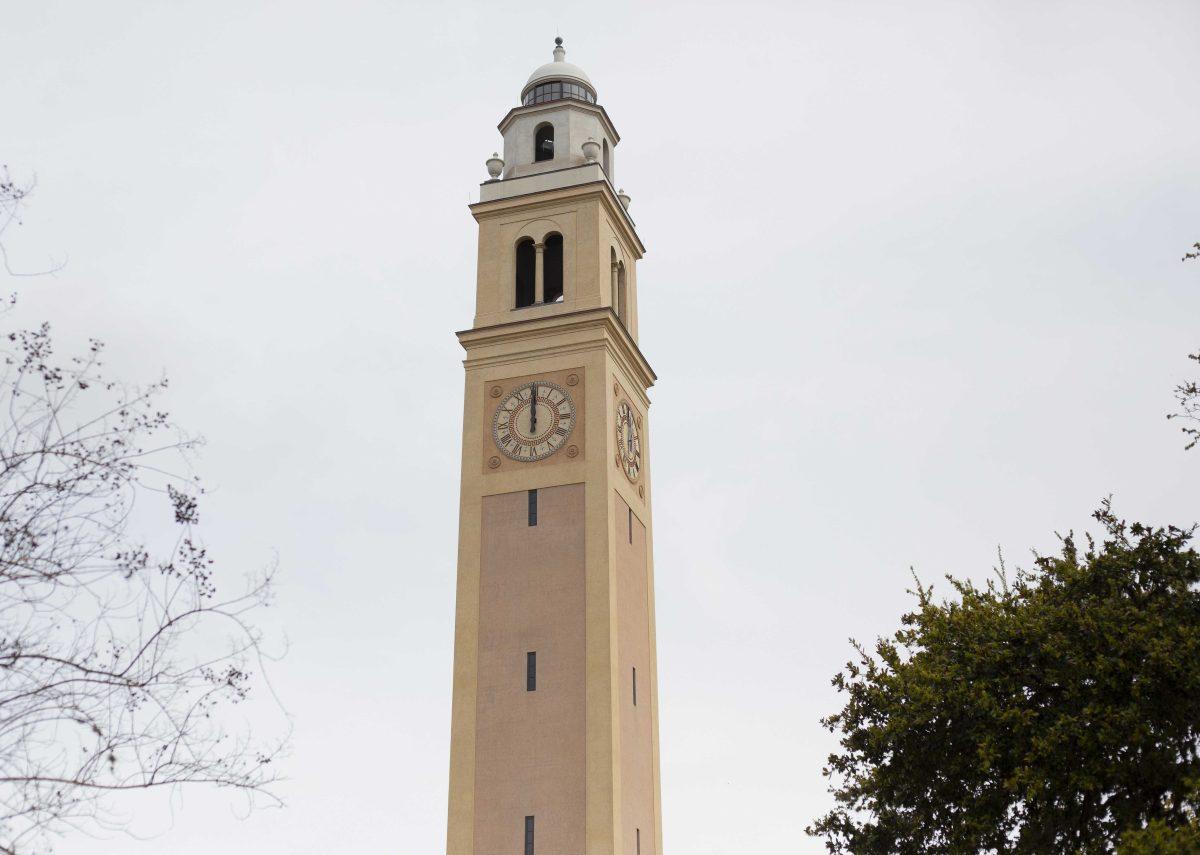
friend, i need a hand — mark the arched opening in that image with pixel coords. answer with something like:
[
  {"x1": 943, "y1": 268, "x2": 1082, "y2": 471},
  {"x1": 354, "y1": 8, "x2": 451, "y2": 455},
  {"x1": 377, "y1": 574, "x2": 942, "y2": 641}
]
[
  {"x1": 515, "y1": 238, "x2": 536, "y2": 308},
  {"x1": 602, "y1": 139, "x2": 610, "y2": 177},
  {"x1": 616, "y1": 261, "x2": 628, "y2": 326},
  {"x1": 534, "y1": 123, "x2": 555, "y2": 163},
  {"x1": 610, "y1": 247, "x2": 619, "y2": 311},
  {"x1": 543, "y1": 233, "x2": 564, "y2": 303}
]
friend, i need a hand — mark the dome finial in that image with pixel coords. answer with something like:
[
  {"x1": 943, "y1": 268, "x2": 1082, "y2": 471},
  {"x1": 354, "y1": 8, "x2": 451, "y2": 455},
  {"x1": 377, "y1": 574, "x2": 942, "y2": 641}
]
[{"x1": 553, "y1": 36, "x2": 565, "y2": 62}]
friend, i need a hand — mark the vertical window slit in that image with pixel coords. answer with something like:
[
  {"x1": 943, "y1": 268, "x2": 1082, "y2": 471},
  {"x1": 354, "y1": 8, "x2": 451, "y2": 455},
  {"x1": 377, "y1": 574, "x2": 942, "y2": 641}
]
[
  {"x1": 528, "y1": 489, "x2": 538, "y2": 527},
  {"x1": 526, "y1": 652, "x2": 536, "y2": 692},
  {"x1": 633, "y1": 666, "x2": 638, "y2": 706},
  {"x1": 524, "y1": 815, "x2": 535, "y2": 855},
  {"x1": 628, "y1": 507, "x2": 633, "y2": 544},
  {"x1": 637, "y1": 828, "x2": 641, "y2": 855}
]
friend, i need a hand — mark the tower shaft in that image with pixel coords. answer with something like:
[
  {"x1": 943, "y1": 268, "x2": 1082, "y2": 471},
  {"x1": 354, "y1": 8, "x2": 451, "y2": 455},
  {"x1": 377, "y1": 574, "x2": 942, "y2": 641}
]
[{"x1": 446, "y1": 40, "x2": 661, "y2": 855}]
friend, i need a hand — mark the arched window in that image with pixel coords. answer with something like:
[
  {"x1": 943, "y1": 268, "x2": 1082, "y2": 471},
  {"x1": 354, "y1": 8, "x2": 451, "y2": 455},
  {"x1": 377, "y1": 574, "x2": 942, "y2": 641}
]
[
  {"x1": 616, "y1": 261, "x2": 628, "y2": 326},
  {"x1": 602, "y1": 139, "x2": 610, "y2": 176},
  {"x1": 534, "y1": 123, "x2": 554, "y2": 163},
  {"x1": 610, "y1": 247, "x2": 619, "y2": 311},
  {"x1": 515, "y1": 238, "x2": 536, "y2": 308},
  {"x1": 544, "y1": 234, "x2": 563, "y2": 303}
]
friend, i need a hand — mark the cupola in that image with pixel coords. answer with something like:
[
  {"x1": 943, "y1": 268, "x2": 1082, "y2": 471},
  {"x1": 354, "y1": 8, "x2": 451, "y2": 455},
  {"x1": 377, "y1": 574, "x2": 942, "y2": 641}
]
[
  {"x1": 487, "y1": 38, "x2": 620, "y2": 186},
  {"x1": 521, "y1": 37, "x2": 597, "y2": 106}
]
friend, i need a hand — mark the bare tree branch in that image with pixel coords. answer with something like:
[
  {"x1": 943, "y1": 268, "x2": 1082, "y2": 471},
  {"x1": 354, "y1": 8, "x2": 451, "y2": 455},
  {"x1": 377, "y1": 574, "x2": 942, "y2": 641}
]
[
  {"x1": 0, "y1": 182, "x2": 287, "y2": 851},
  {"x1": 0, "y1": 168, "x2": 65, "y2": 278},
  {"x1": 1170, "y1": 245, "x2": 1200, "y2": 450}
]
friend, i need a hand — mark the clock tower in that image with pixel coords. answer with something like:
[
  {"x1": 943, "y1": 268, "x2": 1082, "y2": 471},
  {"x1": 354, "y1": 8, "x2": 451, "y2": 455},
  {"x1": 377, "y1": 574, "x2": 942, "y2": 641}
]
[{"x1": 445, "y1": 38, "x2": 662, "y2": 855}]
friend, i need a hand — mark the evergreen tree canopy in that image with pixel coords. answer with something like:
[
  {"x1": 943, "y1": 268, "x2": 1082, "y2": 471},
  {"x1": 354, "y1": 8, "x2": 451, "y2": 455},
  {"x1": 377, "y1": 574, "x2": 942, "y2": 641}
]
[{"x1": 809, "y1": 502, "x2": 1200, "y2": 854}]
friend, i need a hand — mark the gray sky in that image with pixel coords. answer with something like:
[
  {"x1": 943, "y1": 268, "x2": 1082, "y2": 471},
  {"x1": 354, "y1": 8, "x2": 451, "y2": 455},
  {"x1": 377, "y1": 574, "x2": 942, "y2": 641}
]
[{"x1": 4, "y1": 1, "x2": 1199, "y2": 852}]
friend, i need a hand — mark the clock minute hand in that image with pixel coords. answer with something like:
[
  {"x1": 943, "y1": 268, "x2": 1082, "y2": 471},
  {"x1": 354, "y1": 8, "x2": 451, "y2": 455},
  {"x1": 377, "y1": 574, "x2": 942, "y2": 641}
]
[{"x1": 529, "y1": 384, "x2": 538, "y2": 435}]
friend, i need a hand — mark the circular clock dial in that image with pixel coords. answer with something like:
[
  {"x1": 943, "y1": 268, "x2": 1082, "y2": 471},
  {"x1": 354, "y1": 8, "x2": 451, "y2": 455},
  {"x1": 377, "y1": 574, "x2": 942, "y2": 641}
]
[
  {"x1": 492, "y1": 381, "x2": 576, "y2": 462},
  {"x1": 615, "y1": 400, "x2": 642, "y2": 481}
]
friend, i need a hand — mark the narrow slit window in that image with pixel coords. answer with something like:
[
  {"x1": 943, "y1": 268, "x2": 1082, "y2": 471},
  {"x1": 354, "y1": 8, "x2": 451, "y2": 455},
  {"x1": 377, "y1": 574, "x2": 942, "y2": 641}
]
[
  {"x1": 633, "y1": 666, "x2": 638, "y2": 706},
  {"x1": 528, "y1": 489, "x2": 538, "y2": 527},
  {"x1": 628, "y1": 507, "x2": 633, "y2": 544},
  {"x1": 524, "y1": 816, "x2": 535, "y2": 855},
  {"x1": 637, "y1": 828, "x2": 641, "y2": 855},
  {"x1": 526, "y1": 652, "x2": 536, "y2": 692}
]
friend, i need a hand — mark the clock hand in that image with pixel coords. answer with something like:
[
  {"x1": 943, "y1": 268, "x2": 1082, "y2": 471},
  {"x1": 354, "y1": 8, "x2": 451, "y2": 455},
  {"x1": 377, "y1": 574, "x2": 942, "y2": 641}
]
[{"x1": 529, "y1": 384, "x2": 537, "y2": 435}]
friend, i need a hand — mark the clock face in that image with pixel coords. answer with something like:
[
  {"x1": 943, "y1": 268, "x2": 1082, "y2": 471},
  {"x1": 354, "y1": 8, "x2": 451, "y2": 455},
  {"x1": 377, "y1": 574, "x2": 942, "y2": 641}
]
[
  {"x1": 492, "y1": 381, "x2": 577, "y2": 462},
  {"x1": 615, "y1": 400, "x2": 642, "y2": 481}
]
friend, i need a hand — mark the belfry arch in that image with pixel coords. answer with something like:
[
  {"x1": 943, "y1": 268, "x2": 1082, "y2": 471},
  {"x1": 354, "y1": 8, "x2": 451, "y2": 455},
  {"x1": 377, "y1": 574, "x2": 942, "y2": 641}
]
[
  {"x1": 543, "y1": 233, "x2": 563, "y2": 303},
  {"x1": 515, "y1": 230, "x2": 564, "y2": 307},
  {"x1": 534, "y1": 122, "x2": 554, "y2": 162},
  {"x1": 515, "y1": 238, "x2": 536, "y2": 308},
  {"x1": 610, "y1": 247, "x2": 629, "y2": 326}
]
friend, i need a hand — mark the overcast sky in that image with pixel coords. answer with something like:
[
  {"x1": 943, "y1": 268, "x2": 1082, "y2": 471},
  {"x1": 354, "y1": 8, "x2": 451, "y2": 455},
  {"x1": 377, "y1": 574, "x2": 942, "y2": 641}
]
[{"x1": 3, "y1": 1, "x2": 1199, "y2": 852}]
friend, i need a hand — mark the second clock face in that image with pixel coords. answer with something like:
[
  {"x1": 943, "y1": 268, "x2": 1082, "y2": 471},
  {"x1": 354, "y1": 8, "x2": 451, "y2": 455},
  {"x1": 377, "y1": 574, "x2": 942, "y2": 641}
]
[
  {"x1": 492, "y1": 381, "x2": 577, "y2": 462},
  {"x1": 615, "y1": 400, "x2": 642, "y2": 481}
]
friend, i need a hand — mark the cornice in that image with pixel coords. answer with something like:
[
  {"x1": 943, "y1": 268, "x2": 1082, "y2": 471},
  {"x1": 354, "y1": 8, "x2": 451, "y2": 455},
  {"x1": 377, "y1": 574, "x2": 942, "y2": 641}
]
[
  {"x1": 470, "y1": 177, "x2": 646, "y2": 257},
  {"x1": 457, "y1": 307, "x2": 656, "y2": 393}
]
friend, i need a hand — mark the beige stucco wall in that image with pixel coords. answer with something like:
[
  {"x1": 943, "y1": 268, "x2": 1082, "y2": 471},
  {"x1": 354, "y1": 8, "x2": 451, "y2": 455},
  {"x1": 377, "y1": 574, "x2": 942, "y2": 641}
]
[
  {"x1": 475, "y1": 484, "x2": 587, "y2": 854},
  {"x1": 471, "y1": 182, "x2": 643, "y2": 343},
  {"x1": 447, "y1": 335, "x2": 621, "y2": 855},
  {"x1": 616, "y1": 492, "x2": 655, "y2": 855},
  {"x1": 448, "y1": 155, "x2": 661, "y2": 855}
]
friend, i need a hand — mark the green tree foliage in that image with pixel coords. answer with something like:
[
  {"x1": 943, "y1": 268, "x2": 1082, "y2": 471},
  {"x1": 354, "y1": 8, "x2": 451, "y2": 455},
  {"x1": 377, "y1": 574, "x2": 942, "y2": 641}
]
[
  {"x1": 1119, "y1": 818, "x2": 1200, "y2": 854},
  {"x1": 809, "y1": 502, "x2": 1200, "y2": 854}
]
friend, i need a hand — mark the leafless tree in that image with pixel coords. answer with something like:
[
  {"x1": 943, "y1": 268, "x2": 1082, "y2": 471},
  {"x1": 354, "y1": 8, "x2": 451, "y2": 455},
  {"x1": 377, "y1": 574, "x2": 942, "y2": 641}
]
[
  {"x1": 0, "y1": 170, "x2": 284, "y2": 853},
  {"x1": 0, "y1": 168, "x2": 62, "y2": 279}
]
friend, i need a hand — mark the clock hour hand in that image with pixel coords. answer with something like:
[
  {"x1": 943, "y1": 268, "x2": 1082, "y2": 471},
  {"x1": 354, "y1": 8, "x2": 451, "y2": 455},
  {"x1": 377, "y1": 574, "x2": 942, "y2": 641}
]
[{"x1": 529, "y1": 384, "x2": 537, "y2": 435}]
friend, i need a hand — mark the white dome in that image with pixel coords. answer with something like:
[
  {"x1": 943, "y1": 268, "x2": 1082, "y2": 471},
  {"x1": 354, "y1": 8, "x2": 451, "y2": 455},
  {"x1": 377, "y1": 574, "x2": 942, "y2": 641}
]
[{"x1": 521, "y1": 39, "x2": 595, "y2": 99}]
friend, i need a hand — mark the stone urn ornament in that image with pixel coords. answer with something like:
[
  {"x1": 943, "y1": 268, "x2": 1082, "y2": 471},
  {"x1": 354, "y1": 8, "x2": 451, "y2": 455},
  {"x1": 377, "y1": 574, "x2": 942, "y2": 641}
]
[
  {"x1": 485, "y1": 152, "x2": 504, "y2": 180},
  {"x1": 617, "y1": 188, "x2": 631, "y2": 210},
  {"x1": 581, "y1": 137, "x2": 601, "y2": 164}
]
